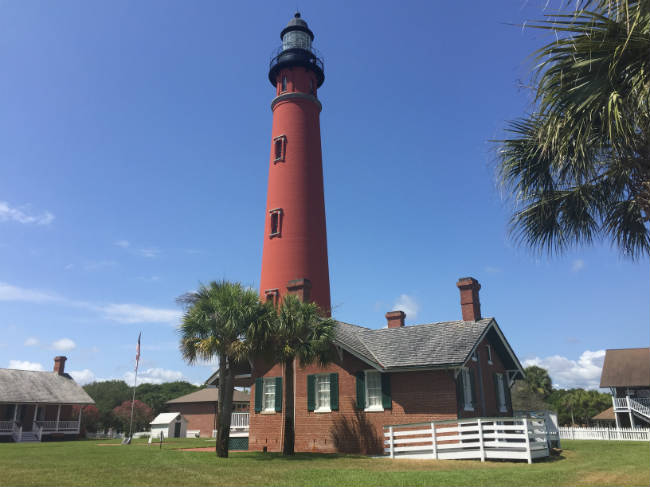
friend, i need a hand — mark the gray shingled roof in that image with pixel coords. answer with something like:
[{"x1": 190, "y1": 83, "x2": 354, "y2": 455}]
[
  {"x1": 334, "y1": 318, "x2": 494, "y2": 370},
  {"x1": 0, "y1": 369, "x2": 95, "y2": 404}
]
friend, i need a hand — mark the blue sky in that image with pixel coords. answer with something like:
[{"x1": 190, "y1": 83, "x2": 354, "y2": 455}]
[{"x1": 1, "y1": 1, "x2": 647, "y2": 390}]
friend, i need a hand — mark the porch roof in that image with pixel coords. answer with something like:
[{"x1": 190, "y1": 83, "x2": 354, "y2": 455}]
[
  {"x1": 600, "y1": 348, "x2": 650, "y2": 387},
  {"x1": 0, "y1": 369, "x2": 94, "y2": 405}
]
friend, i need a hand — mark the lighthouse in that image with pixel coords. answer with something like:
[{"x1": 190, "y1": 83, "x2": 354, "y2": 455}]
[{"x1": 259, "y1": 13, "x2": 331, "y2": 315}]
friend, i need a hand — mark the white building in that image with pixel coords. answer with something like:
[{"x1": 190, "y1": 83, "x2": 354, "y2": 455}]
[{"x1": 149, "y1": 412, "x2": 187, "y2": 439}]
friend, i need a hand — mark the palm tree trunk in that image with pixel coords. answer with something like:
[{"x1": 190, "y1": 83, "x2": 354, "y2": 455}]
[
  {"x1": 282, "y1": 358, "x2": 295, "y2": 455},
  {"x1": 216, "y1": 354, "x2": 235, "y2": 458}
]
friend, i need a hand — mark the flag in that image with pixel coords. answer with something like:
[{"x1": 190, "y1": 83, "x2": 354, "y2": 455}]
[{"x1": 135, "y1": 332, "x2": 141, "y2": 372}]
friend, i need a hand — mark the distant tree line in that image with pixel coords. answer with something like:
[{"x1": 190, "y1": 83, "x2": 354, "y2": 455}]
[
  {"x1": 511, "y1": 365, "x2": 611, "y2": 426},
  {"x1": 81, "y1": 380, "x2": 199, "y2": 432}
]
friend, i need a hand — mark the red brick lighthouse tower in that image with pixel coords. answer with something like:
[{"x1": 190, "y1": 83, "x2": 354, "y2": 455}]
[{"x1": 260, "y1": 13, "x2": 331, "y2": 315}]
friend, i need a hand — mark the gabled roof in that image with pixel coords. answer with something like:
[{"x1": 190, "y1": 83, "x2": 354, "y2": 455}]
[
  {"x1": 600, "y1": 348, "x2": 650, "y2": 387},
  {"x1": 150, "y1": 412, "x2": 184, "y2": 425},
  {"x1": 0, "y1": 369, "x2": 95, "y2": 404},
  {"x1": 166, "y1": 387, "x2": 250, "y2": 404},
  {"x1": 334, "y1": 317, "x2": 523, "y2": 374},
  {"x1": 592, "y1": 406, "x2": 615, "y2": 421}
]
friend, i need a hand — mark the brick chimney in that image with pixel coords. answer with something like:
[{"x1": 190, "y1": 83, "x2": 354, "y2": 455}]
[
  {"x1": 386, "y1": 310, "x2": 406, "y2": 328},
  {"x1": 456, "y1": 277, "x2": 481, "y2": 322},
  {"x1": 286, "y1": 278, "x2": 312, "y2": 303},
  {"x1": 53, "y1": 356, "x2": 67, "y2": 375}
]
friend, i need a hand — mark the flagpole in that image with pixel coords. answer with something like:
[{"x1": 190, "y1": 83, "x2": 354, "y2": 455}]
[{"x1": 127, "y1": 332, "x2": 141, "y2": 442}]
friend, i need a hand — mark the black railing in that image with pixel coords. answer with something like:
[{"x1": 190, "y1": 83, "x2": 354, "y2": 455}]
[{"x1": 269, "y1": 46, "x2": 324, "y2": 73}]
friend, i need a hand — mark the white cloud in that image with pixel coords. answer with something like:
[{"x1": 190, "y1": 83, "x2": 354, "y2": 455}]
[
  {"x1": 393, "y1": 294, "x2": 419, "y2": 320},
  {"x1": 114, "y1": 240, "x2": 130, "y2": 249},
  {"x1": 100, "y1": 303, "x2": 181, "y2": 325},
  {"x1": 523, "y1": 349, "x2": 606, "y2": 389},
  {"x1": 0, "y1": 201, "x2": 54, "y2": 225},
  {"x1": 24, "y1": 337, "x2": 39, "y2": 346},
  {"x1": 135, "y1": 247, "x2": 160, "y2": 259},
  {"x1": 69, "y1": 369, "x2": 95, "y2": 385},
  {"x1": 0, "y1": 281, "x2": 180, "y2": 325},
  {"x1": 124, "y1": 367, "x2": 185, "y2": 384},
  {"x1": 9, "y1": 360, "x2": 44, "y2": 371},
  {"x1": 52, "y1": 338, "x2": 76, "y2": 352},
  {"x1": 0, "y1": 282, "x2": 62, "y2": 304},
  {"x1": 571, "y1": 259, "x2": 585, "y2": 272}
]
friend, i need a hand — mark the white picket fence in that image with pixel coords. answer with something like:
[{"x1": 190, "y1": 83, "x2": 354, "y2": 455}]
[{"x1": 558, "y1": 426, "x2": 650, "y2": 441}]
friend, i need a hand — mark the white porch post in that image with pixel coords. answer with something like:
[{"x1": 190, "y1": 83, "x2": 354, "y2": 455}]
[
  {"x1": 77, "y1": 406, "x2": 83, "y2": 433},
  {"x1": 614, "y1": 411, "x2": 620, "y2": 429},
  {"x1": 12, "y1": 404, "x2": 18, "y2": 422},
  {"x1": 56, "y1": 405, "x2": 61, "y2": 432},
  {"x1": 33, "y1": 405, "x2": 38, "y2": 423}
]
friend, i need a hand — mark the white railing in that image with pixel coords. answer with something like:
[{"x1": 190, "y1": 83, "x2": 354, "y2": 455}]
[
  {"x1": 383, "y1": 417, "x2": 549, "y2": 463},
  {"x1": 558, "y1": 426, "x2": 650, "y2": 441},
  {"x1": 0, "y1": 421, "x2": 14, "y2": 433},
  {"x1": 629, "y1": 398, "x2": 650, "y2": 419},
  {"x1": 231, "y1": 413, "x2": 249, "y2": 430},
  {"x1": 35, "y1": 420, "x2": 80, "y2": 433},
  {"x1": 613, "y1": 397, "x2": 628, "y2": 410}
]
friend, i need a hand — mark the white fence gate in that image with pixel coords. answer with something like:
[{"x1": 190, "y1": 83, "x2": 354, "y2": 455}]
[{"x1": 558, "y1": 426, "x2": 650, "y2": 441}]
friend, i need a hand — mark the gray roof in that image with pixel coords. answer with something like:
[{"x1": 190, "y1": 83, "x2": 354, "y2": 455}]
[
  {"x1": 0, "y1": 369, "x2": 95, "y2": 405},
  {"x1": 334, "y1": 318, "x2": 495, "y2": 370}
]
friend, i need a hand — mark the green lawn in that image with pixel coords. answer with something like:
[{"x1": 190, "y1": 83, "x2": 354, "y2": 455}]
[{"x1": 0, "y1": 438, "x2": 648, "y2": 486}]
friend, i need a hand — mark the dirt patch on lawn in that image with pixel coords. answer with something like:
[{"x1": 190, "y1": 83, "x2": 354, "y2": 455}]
[{"x1": 178, "y1": 447, "x2": 246, "y2": 452}]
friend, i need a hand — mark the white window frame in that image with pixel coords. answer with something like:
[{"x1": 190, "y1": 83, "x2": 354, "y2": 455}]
[
  {"x1": 486, "y1": 345, "x2": 493, "y2": 365},
  {"x1": 462, "y1": 368, "x2": 474, "y2": 411},
  {"x1": 365, "y1": 370, "x2": 383, "y2": 412},
  {"x1": 496, "y1": 373, "x2": 507, "y2": 413},
  {"x1": 314, "y1": 374, "x2": 331, "y2": 413},
  {"x1": 471, "y1": 351, "x2": 478, "y2": 362},
  {"x1": 262, "y1": 377, "x2": 276, "y2": 413}
]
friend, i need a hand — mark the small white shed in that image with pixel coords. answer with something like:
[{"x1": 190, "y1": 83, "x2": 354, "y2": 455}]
[{"x1": 150, "y1": 412, "x2": 188, "y2": 439}]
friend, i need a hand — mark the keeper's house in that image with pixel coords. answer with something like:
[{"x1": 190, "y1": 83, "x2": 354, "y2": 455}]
[
  {"x1": 249, "y1": 278, "x2": 525, "y2": 454},
  {"x1": 0, "y1": 356, "x2": 95, "y2": 442}
]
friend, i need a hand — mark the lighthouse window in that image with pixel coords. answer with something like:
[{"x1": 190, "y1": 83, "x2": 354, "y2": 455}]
[
  {"x1": 281, "y1": 76, "x2": 287, "y2": 92},
  {"x1": 273, "y1": 135, "x2": 286, "y2": 162},
  {"x1": 264, "y1": 289, "x2": 279, "y2": 306},
  {"x1": 269, "y1": 209, "x2": 283, "y2": 237}
]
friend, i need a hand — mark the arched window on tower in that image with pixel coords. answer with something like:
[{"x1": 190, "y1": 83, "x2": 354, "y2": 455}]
[
  {"x1": 281, "y1": 75, "x2": 288, "y2": 92},
  {"x1": 269, "y1": 208, "x2": 283, "y2": 238}
]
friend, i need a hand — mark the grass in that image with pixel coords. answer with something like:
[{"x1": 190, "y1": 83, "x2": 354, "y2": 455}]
[{"x1": 0, "y1": 438, "x2": 648, "y2": 486}]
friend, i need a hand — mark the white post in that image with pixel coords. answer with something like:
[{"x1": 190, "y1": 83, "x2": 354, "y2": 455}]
[
  {"x1": 33, "y1": 405, "x2": 38, "y2": 423},
  {"x1": 56, "y1": 405, "x2": 61, "y2": 432},
  {"x1": 78, "y1": 406, "x2": 83, "y2": 434},
  {"x1": 12, "y1": 404, "x2": 18, "y2": 423},
  {"x1": 523, "y1": 418, "x2": 532, "y2": 464},
  {"x1": 431, "y1": 422, "x2": 438, "y2": 460},
  {"x1": 389, "y1": 426, "x2": 394, "y2": 459},
  {"x1": 478, "y1": 419, "x2": 485, "y2": 462}
]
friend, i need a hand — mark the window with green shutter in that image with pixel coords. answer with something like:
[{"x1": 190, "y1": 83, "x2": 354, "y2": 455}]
[
  {"x1": 355, "y1": 371, "x2": 365, "y2": 409},
  {"x1": 381, "y1": 373, "x2": 391, "y2": 409},
  {"x1": 330, "y1": 373, "x2": 339, "y2": 411},
  {"x1": 307, "y1": 374, "x2": 316, "y2": 412},
  {"x1": 254, "y1": 377, "x2": 263, "y2": 413},
  {"x1": 274, "y1": 377, "x2": 282, "y2": 412}
]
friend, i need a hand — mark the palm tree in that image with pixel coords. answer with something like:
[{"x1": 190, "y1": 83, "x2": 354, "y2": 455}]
[
  {"x1": 523, "y1": 366, "x2": 553, "y2": 398},
  {"x1": 177, "y1": 281, "x2": 271, "y2": 458},
  {"x1": 496, "y1": 0, "x2": 649, "y2": 259},
  {"x1": 269, "y1": 295, "x2": 336, "y2": 455}
]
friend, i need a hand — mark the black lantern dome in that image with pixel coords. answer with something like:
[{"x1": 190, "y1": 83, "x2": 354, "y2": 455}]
[{"x1": 269, "y1": 13, "x2": 324, "y2": 87}]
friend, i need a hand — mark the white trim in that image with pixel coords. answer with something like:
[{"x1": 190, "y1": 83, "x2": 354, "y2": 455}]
[
  {"x1": 332, "y1": 340, "x2": 383, "y2": 371},
  {"x1": 364, "y1": 370, "x2": 384, "y2": 412}
]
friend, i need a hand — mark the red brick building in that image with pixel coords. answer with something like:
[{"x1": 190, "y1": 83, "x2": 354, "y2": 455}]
[
  {"x1": 248, "y1": 278, "x2": 524, "y2": 454},
  {"x1": 166, "y1": 387, "x2": 249, "y2": 438}
]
